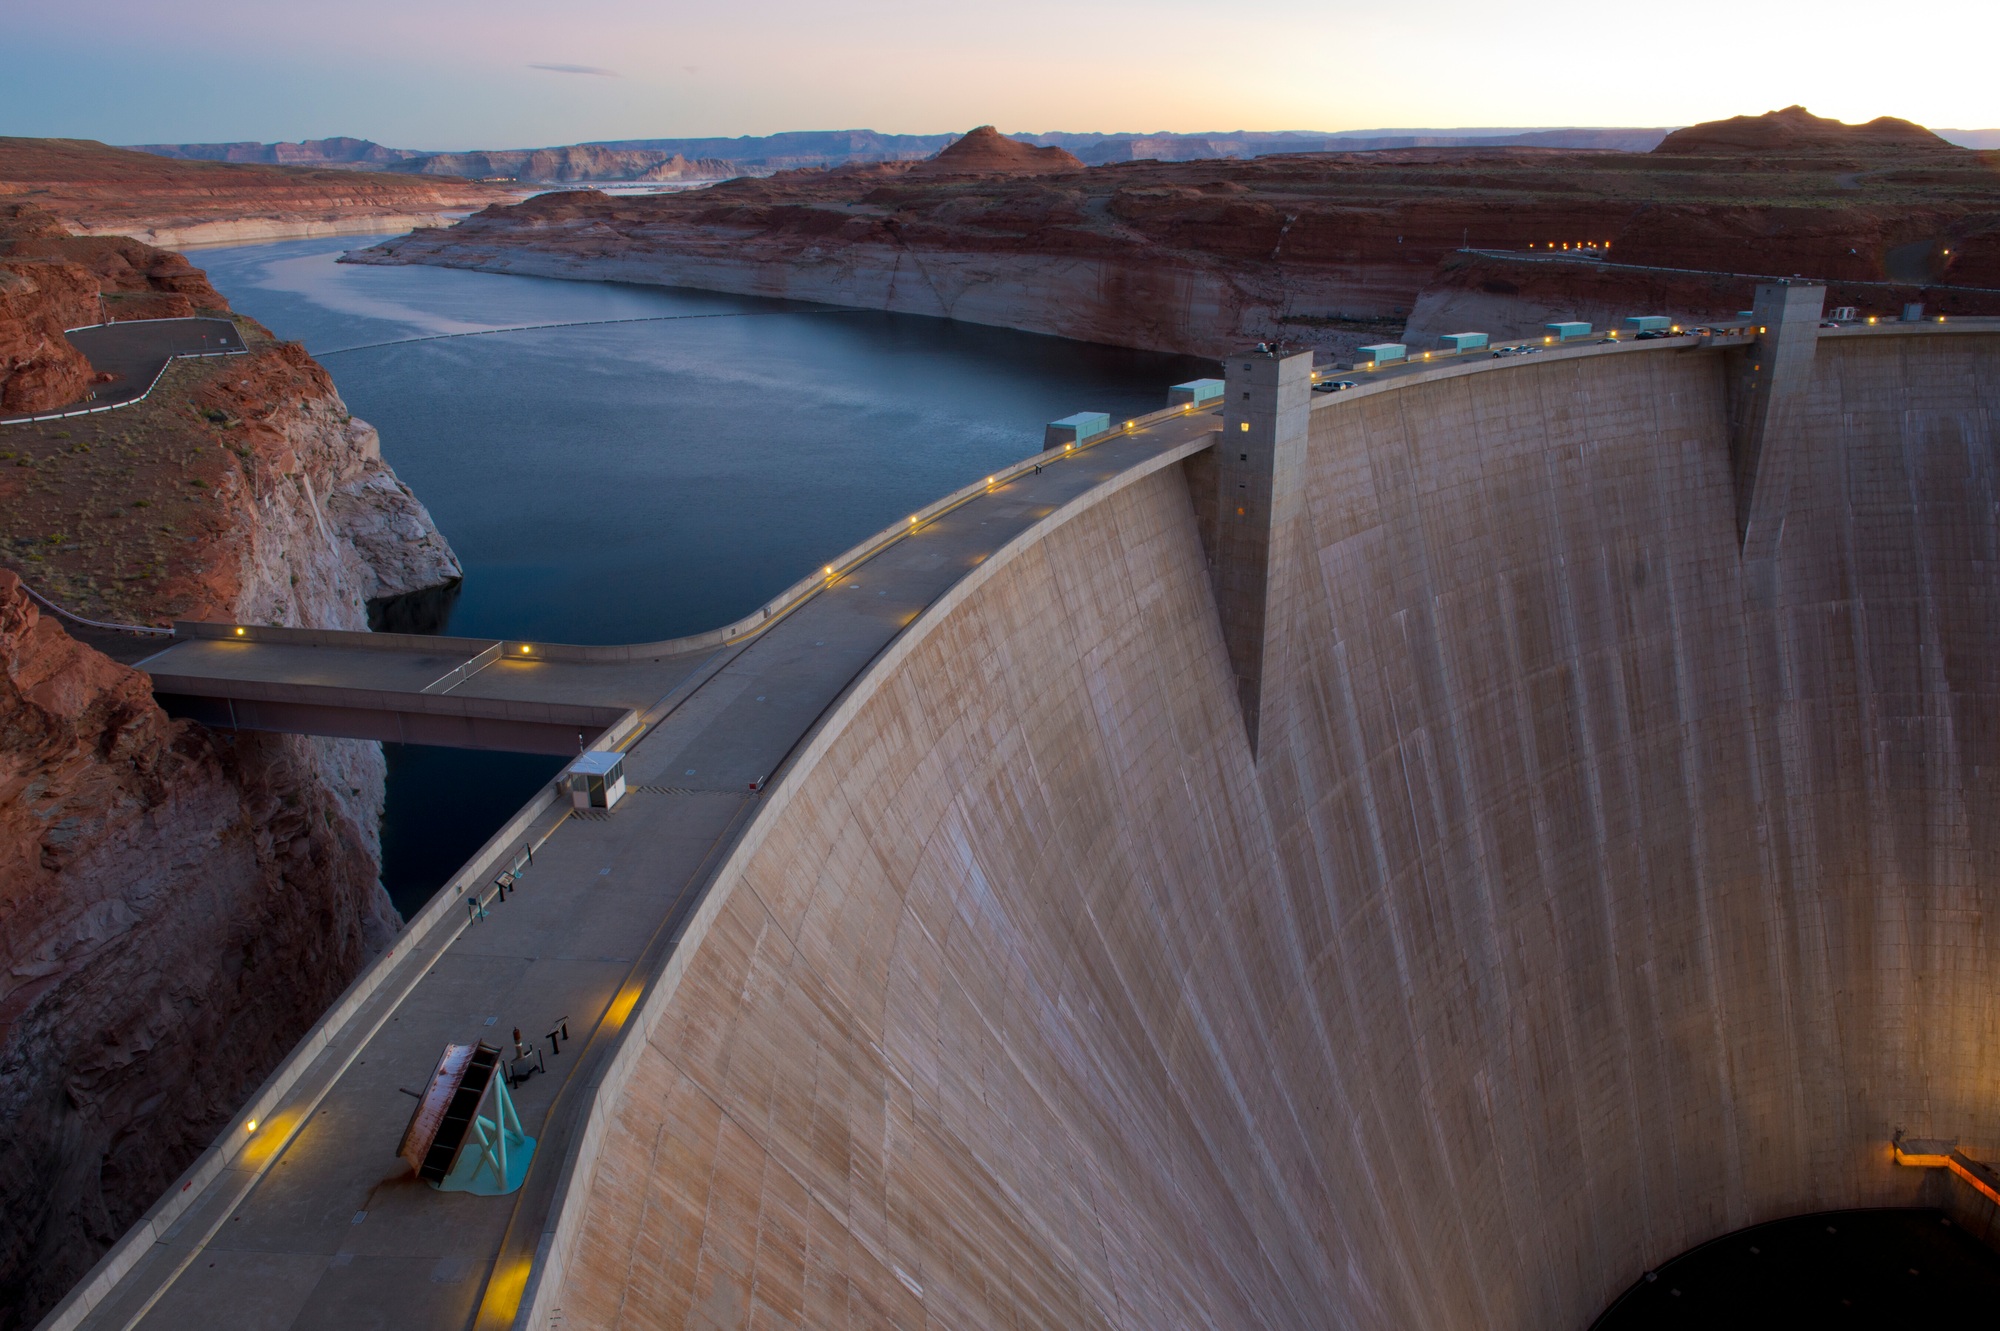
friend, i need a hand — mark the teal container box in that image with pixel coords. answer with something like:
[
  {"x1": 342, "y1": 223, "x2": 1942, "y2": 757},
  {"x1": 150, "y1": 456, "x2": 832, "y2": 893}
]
[
  {"x1": 1169, "y1": 378, "x2": 1225, "y2": 406},
  {"x1": 1356, "y1": 343, "x2": 1408, "y2": 367},
  {"x1": 1044, "y1": 411, "x2": 1110, "y2": 451},
  {"x1": 1622, "y1": 315, "x2": 1673, "y2": 333},
  {"x1": 1545, "y1": 321, "x2": 1592, "y2": 341},
  {"x1": 1438, "y1": 332, "x2": 1488, "y2": 353}
]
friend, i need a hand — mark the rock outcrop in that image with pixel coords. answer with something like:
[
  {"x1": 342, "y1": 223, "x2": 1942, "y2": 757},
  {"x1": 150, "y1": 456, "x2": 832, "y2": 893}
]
[
  {"x1": 908, "y1": 125, "x2": 1083, "y2": 176},
  {"x1": 0, "y1": 137, "x2": 514, "y2": 248},
  {"x1": 0, "y1": 223, "x2": 459, "y2": 1329},
  {"x1": 0, "y1": 570, "x2": 394, "y2": 1328},
  {"x1": 353, "y1": 112, "x2": 2000, "y2": 360},
  {"x1": 1655, "y1": 104, "x2": 1955, "y2": 155}
]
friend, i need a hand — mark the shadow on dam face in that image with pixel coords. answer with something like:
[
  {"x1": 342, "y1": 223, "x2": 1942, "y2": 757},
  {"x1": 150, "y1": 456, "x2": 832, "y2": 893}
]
[{"x1": 540, "y1": 331, "x2": 2000, "y2": 1329}]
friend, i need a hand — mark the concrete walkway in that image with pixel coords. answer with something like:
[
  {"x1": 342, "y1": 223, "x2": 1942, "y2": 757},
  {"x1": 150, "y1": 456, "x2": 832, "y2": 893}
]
[{"x1": 60, "y1": 404, "x2": 1222, "y2": 1331}]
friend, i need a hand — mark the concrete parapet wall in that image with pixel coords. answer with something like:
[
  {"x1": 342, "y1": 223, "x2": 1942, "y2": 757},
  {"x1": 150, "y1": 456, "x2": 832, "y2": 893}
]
[{"x1": 541, "y1": 324, "x2": 2000, "y2": 1328}]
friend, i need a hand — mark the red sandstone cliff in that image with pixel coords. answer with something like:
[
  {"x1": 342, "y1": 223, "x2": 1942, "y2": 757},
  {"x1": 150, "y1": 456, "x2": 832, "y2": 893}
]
[
  {"x1": 352, "y1": 112, "x2": 2000, "y2": 359},
  {"x1": 0, "y1": 218, "x2": 459, "y2": 1329},
  {"x1": 0, "y1": 571, "x2": 393, "y2": 1326},
  {"x1": 0, "y1": 137, "x2": 515, "y2": 248}
]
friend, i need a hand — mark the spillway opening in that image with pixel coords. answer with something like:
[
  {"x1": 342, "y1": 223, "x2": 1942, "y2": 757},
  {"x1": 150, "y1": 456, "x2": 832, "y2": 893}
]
[{"x1": 1590, "y1": 1209, "x2": 2000, "y2": 1329}]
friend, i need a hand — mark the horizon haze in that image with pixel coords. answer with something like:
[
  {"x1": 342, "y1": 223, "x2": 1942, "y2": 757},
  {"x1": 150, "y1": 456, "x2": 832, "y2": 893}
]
[{"x1": 3, "y1": 0, "x2": 1996, "y2": 150}]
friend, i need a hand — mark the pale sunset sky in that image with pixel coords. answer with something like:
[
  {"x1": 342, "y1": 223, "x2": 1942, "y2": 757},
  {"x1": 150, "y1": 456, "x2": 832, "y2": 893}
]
[{"x1": 2, "y1": 0, "x2": 1994, "y2": 146}]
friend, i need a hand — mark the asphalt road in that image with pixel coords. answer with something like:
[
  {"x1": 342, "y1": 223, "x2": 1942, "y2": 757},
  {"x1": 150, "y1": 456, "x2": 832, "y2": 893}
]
[{"x1": 1, "y1": 317, "x2": 245, "y2": 423}]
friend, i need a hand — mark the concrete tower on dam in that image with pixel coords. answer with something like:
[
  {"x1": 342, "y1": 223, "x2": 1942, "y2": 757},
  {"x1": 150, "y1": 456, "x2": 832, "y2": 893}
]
[{"x1": 45, "y1": 295, "x2": 2000, "y2": 1331}]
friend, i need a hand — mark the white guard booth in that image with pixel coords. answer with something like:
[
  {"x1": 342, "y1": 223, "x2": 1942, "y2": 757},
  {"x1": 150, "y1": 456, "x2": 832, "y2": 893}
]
[{"x1": 565, "y1": 750, "x2": 627, "y2": 810}]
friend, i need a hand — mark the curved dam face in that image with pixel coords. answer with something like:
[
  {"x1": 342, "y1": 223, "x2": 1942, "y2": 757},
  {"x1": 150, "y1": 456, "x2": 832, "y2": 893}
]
[{"x1": 547, "y1": 330, "x2": 2000, "y2": 1329}]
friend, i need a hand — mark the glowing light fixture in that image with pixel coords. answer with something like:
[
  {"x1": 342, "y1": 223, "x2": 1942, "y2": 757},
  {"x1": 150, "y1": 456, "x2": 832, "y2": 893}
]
[
  {"x1": 246, "y1": 1119, "x2": 258, "y2": 1133},
  {"x1": 823, "y1": 566, "x2": 833, "y2": 575},
  {"x1": 234, "y1": 626, "x2": 246, "y2": 636},
  {"x1": 520, "y1": 645, "x2": 532, "y2": 655}
]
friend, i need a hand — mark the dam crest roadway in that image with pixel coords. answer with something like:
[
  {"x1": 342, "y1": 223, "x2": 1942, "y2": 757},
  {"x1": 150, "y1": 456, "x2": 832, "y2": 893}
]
[{"x1": 45, "y1": 302, "x2": 2000, "y2": 1331}]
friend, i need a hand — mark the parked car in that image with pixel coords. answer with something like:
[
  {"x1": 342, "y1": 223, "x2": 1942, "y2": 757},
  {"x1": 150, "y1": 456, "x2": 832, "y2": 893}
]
[{"x1": 1313, "y1": 379, "x2": 1359, "y2": 393}]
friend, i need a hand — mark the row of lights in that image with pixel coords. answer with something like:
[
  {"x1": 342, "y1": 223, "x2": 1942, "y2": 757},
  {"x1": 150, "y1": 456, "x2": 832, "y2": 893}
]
[
  {"x1": 233, "y1": 623, "x2": 544, "y2": 659},
  {"x1": 1528, "y1": 241, "x2": 1613, "y2": 251}
]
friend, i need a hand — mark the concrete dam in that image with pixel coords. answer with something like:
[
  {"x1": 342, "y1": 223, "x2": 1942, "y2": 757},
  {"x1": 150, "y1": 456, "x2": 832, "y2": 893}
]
[{"x1": 50, "y1": 294, "x2": 2000, "y2": 1329}]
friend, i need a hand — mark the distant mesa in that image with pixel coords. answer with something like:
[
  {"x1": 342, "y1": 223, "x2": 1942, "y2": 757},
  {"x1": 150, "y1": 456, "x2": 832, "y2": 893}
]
[
  {"x1": 911, "y1": 126, "x2": 1084, "y2": 177},
  {"x1": 382, "y1": 145, "x2": 735, "y2": 184},
  {"x1": 1655, "y1": 105, "x2": 1956, "y2": 154},
  {"x1": 132, "y1": 136, "x2": 415, "y2": 168}
]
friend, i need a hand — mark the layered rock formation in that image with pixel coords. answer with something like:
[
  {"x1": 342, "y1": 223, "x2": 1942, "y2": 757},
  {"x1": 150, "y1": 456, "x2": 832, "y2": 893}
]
[
  {"x1": 131, "y1": 137, "x2": 417, "y2": 169},
  {"x1": 353, "y1": 111, "x2": 2000, "y2": 359},
  {"x1": 0, "y1": 138, "x2": 512, "y2": 248},
  {"x1": 384, "y1": 145, "x2": 736, "y2": 184},
  {"x1": 0, "y1": 226, "x2": 459, "y2": 1329}
]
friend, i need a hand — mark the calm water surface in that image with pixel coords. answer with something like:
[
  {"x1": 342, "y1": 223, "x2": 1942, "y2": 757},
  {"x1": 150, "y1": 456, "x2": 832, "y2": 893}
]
[{"x1": 195, "y1": 237, "x2": 1212, "y2": 912}]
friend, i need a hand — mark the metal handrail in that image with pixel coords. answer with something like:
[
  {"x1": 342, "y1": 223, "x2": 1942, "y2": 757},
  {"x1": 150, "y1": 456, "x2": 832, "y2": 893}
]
[{"x1": 12, "y1": 578, "x2": 172, "y2": 635}]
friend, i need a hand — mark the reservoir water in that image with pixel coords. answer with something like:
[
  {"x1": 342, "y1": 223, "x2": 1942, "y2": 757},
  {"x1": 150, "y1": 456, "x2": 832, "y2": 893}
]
[{"x1": 193, "y1": 237, "x2": 1212, "y2": 914}]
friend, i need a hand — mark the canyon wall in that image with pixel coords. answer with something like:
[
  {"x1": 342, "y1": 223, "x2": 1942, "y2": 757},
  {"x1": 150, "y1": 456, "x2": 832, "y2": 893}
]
[
  {"x1": 0, "y1": 229, "x2": 459, "y2": 1328},
  {"x1": 544, "y1": 331, "x2": 2000, "y2": 1329},
  {"x1": 354, "y1": 227, "x2": 1315, "y2": 356},
  {"x1": 0, "y1": 138, "x2": 510, "y2": 250}
]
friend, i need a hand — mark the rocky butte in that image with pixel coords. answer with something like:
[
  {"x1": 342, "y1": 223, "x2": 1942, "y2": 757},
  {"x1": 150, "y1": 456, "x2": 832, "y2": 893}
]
[
  {"x1": 0, "y1": 203, "x2": 460, "y2": 1329},
  {"x1": 356, "y1": 108, "x2": 2000, "y2": 359}
]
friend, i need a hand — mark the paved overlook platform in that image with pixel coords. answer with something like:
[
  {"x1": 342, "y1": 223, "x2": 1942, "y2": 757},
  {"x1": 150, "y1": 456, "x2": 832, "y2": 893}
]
[{"x1": 46, "y1": 305, "x2": 2000, "y2": 1331}]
